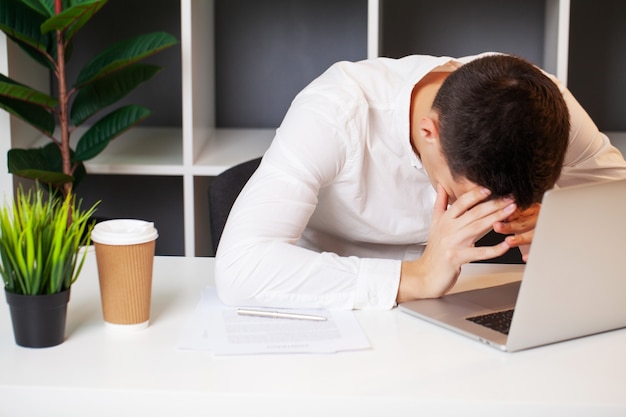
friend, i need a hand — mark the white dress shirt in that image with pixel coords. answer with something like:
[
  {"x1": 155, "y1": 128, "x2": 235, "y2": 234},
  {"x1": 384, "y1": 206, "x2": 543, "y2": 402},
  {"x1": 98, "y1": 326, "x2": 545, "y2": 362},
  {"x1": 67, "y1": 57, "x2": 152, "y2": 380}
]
[{"x1": 215, "y1": 53, "x2": 626, "y2": 310}]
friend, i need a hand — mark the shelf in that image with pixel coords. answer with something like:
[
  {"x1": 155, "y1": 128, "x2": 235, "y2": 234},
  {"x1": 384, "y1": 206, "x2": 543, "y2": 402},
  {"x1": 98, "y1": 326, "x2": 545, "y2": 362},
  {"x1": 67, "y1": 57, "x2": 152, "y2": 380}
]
[
  {"x1": 193, "y1": 129, "x2": 274, "y2": 176},
  {"x1": 30, "y1": 126, "x2": 274, "y2": 177},
  {"x1": 29, "y1": 127, "x2": 185, "y2": 176},
  {"x1": 85, "y1": 127, "x2": 184, "y2": 175}
]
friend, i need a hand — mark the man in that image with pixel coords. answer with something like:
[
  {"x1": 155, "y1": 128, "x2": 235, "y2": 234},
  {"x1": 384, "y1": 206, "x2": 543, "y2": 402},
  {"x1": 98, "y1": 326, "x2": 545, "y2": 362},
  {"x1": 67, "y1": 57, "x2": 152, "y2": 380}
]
[{"x1": 215, "y1": 53, "x2": 626, "y2": 310}]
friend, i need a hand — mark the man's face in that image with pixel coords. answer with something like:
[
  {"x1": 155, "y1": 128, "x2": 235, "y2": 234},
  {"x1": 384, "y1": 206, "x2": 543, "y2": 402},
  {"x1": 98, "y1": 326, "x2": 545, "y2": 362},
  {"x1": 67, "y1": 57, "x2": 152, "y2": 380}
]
[
  {"x1": 413, "y1": 111, "x2": 479, "y2": 204},
  {"x1": 443, "y1": 175, "x2": 477, "y2": 204},
  {"x1": 421, "y1": 143, "x2": 477, "y2": 204}
]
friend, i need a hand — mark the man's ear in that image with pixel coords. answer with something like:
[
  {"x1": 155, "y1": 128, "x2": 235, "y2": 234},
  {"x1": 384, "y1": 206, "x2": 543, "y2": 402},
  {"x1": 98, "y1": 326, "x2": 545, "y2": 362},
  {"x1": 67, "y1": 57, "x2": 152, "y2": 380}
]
[{"x1": 418, "y1": 114, "x2": 440, "y2": 144}]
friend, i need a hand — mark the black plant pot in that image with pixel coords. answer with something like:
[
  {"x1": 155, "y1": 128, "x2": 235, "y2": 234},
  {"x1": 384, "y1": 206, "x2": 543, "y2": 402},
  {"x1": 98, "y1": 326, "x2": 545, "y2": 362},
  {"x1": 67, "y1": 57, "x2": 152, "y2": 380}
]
[{"x1": 5, "y1": 288, "x2": 71, "y2": 348}]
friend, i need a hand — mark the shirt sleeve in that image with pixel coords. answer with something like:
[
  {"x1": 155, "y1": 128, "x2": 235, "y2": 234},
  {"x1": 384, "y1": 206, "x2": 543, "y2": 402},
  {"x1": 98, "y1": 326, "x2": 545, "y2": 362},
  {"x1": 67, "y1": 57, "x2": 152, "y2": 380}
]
[
  {"x1": 214, "y1": 82, "x2": 401, "y2": 310},
  {"x1": 556, "y1": 80, "x2": 626, "y2": 186}
]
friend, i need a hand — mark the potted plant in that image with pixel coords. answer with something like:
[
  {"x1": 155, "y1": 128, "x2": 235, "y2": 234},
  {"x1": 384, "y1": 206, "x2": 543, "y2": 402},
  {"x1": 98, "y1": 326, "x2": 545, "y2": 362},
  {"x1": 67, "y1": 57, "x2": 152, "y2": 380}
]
[
  {"x1": 0, "y1": 185, "x2": 97, "y2": 347},
  {"x1": 0, "y1": 0, "x2": 177, "y2": 197},
  {"x1": 0, "y1": 1, "x2": 175, "y2": 345}
]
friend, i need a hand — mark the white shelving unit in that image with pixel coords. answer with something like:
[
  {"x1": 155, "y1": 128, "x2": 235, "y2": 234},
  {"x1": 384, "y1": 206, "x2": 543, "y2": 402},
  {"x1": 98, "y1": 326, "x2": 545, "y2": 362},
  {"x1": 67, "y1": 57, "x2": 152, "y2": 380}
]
[{"x1": 1, "y1": 0, "x2": 624, "y2": 256}]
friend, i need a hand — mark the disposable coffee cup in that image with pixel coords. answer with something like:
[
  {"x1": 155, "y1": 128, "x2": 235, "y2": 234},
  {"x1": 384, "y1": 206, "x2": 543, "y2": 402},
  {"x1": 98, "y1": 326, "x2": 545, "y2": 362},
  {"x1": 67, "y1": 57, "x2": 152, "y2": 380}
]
[{"x1": 91, "y1": 219, "x2": 158, "y2": 331}]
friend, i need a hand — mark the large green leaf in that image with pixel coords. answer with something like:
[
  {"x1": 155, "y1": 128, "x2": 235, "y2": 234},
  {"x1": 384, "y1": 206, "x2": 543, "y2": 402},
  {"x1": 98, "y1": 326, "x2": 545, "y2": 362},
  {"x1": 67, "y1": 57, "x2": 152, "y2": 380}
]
[
  {"x1": 75, "y1": 31, "x2": 177, "y2": 86},
  {"x1": 0, "y1": 78, "x2": 55, "y2": 134},
  {"x1": 41, "y1": 142, "x2": 88, "y2": 186},
  {"x1": 0, "y1": 76, "x2": 58, "y2": 109},
  {"x1": 41, "y1": 0, "x2": 107, "y2": 42},
  {"x1": 0, "y1": 96, "x2": 55, "y2": 134},
  {"x1": 20, "y1": 0, "x2": 54, "y2": 17},
  {"x1": 8, "y1": 144, "x2": 55, "y2": 172},
  {"x1": 8, "y1": 147, "x2": 74, "y2": 186},
  {"x1": 7, "y1": 34, "x2": 56, "y2": 69},
  {"x1": 70, "y1": 63, "x2": 161, "y2": 126},
  {"x1": 74, "y1": 104, "x2": 150, "y2": 161},
  {"x1": 38, "y1": 141, "x2": 64, "y2": 172},
  {"x1": 20, "y1": 0, "x2": 101, "y2": 20},
  {"x1": 0, "y1": 0, "x2": 51, "y2": 53}
]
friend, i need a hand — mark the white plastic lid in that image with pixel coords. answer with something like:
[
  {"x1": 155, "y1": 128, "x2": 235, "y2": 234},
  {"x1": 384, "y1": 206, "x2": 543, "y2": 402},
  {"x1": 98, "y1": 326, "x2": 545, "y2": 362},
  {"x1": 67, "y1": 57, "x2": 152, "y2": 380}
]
[{"x1": 91, "y1": 219, "x2": 158, "y2": 246}]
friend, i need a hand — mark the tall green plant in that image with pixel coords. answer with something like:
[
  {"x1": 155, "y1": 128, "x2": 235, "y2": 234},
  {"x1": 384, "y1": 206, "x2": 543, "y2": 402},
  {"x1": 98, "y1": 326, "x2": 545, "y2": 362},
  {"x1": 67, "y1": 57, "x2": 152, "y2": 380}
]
[
  {"x1": 0, "y1": 0, "x2": 177, "y2": 197},
  {"x1": 0, "y1": 185, "x2": 98, "y2": 295}
]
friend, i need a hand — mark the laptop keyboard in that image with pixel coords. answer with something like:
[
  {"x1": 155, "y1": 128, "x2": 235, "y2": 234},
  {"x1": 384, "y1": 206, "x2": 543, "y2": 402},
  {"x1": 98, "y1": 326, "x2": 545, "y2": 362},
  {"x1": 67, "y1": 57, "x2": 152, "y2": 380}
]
[{"x1": 466, "y1": 309, "x2": 514, "y2": 335}]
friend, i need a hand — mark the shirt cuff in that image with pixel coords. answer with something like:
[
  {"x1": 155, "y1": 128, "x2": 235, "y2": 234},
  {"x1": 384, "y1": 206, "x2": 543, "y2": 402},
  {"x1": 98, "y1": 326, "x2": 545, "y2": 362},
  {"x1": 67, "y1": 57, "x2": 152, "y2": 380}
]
[{"x1": 354, "y1": 258, "x2": 402, "y2": 310}]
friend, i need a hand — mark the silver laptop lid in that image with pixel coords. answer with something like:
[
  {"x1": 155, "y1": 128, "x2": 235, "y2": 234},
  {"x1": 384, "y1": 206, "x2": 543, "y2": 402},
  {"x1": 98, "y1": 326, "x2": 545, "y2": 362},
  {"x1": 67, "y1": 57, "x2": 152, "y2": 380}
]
[{"x1": 506, "y1": 178, "x2": 626, "y2": 351}]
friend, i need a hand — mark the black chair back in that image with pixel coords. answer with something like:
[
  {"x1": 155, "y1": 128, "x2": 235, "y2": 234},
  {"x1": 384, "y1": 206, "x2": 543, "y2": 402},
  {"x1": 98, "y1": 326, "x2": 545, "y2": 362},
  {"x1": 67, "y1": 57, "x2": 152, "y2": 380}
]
[{"x1": 208, "y1": 157, "x2": 262, "y2": 256}]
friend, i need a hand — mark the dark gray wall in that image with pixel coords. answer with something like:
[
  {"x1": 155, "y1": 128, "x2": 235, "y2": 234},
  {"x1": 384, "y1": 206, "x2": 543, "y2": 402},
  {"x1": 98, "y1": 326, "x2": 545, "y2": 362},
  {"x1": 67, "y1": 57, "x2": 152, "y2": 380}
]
[
  {"x1": 75, "y1": 175, "x2": 185, "y2": 256},
  {"x1": 568, "y1": 1, "x2": 626, "y2": 131},
  {"x1": 62, "y1": 0, "x2": 182, "y2": 127},
  {"x1": 215, "y1": 0, "x2": 368, "y2": 128},
  {"x1": 381, "y1": 0, "x2": 546, "y2": 67}
]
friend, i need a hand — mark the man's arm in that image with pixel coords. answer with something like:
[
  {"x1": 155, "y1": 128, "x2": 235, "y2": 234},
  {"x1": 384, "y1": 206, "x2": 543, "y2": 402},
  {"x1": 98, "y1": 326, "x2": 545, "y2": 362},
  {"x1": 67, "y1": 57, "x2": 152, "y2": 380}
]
[{"x1": 215, "y1": 82, "x2": 401, "y2": 311}]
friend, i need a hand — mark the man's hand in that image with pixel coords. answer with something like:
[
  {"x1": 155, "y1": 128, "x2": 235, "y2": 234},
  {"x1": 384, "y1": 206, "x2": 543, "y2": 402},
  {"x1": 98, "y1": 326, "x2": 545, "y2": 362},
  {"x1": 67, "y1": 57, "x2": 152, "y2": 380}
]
[
  {"x1": 494, "y1": 203, "x2": 541, "y2": 262},
  {"x1": 397, "y1": 184, "x2": 517, "y2": 303}
]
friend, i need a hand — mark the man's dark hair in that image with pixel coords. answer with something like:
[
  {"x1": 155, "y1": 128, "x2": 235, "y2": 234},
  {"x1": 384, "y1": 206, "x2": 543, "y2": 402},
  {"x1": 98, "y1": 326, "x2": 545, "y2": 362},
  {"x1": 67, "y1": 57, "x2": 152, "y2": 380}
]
[{"x1": 432, "y1": 54, "x2": 570, "y2": 208}]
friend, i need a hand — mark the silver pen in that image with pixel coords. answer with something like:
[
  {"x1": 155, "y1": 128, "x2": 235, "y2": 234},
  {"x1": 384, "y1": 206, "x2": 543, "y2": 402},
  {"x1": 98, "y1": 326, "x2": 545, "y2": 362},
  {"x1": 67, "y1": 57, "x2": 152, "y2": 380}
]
[{"x1": 237, "y1": 308, "x2": 327, "y2": 322}]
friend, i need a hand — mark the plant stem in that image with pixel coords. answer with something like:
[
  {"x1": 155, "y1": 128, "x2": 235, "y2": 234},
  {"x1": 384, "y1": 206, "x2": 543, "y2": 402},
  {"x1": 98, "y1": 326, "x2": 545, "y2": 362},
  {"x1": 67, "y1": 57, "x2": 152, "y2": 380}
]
[{"x1": 54, "y1": 1, "x2": 71, "y2": 198}]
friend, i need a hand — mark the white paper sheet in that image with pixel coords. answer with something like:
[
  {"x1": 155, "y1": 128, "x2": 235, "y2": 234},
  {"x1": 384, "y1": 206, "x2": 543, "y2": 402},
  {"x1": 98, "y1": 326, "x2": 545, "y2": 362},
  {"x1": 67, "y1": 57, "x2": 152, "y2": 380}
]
[{"x1": 177, "y1": 287, "x2": 371, "y2": 355}]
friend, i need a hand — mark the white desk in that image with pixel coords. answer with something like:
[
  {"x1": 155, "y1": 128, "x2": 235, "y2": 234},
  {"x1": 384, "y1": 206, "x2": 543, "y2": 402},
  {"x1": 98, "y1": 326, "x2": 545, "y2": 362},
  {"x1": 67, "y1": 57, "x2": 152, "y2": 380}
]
[{"x1": 1, "y1": 254, "x2": 625, "y2": 417}]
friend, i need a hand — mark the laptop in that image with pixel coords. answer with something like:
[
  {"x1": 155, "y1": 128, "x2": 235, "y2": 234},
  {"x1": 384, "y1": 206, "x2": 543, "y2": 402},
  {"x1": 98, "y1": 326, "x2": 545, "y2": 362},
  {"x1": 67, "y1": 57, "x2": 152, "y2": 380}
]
[{"x1": 399, "y1": 178, "x2": 626, "y2": 352}]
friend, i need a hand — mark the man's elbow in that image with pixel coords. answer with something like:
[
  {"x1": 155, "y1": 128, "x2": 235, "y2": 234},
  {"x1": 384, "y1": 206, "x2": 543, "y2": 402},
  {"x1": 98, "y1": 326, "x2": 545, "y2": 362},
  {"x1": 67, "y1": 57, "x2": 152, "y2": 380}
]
[{"x1": 214, "y1": 253, "x2": 258, "y2": 307}]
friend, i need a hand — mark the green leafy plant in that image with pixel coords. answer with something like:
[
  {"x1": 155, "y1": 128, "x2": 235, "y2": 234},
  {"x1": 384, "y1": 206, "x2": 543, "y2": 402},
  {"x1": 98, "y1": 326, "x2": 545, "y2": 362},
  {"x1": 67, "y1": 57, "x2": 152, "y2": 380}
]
[
  {"x1": 0, "y1": 185, "x2": 98, "y2": 295},
  {"x1": 0, "y1": 0, "x2": 177, "y2": 197}
]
